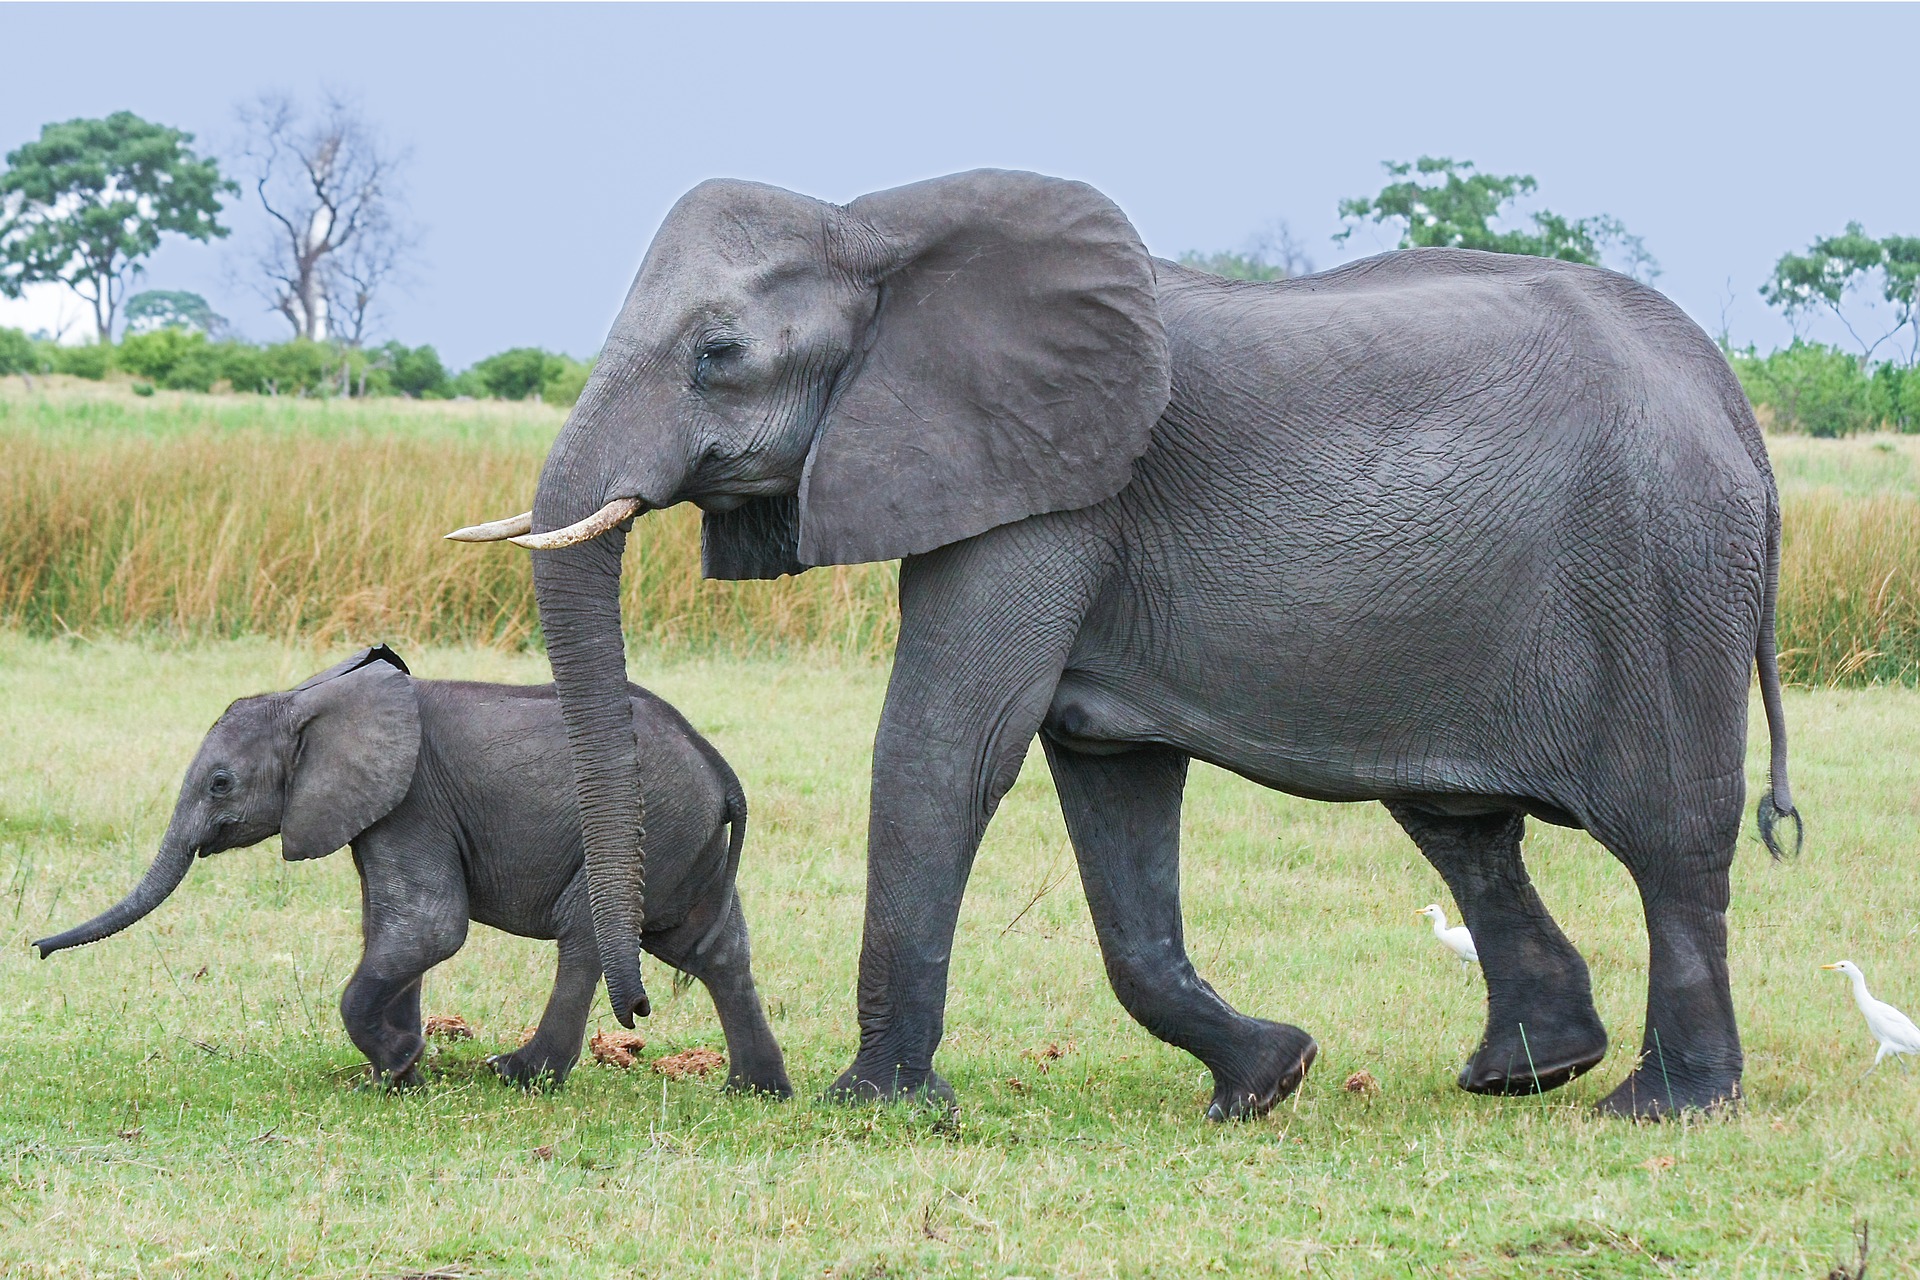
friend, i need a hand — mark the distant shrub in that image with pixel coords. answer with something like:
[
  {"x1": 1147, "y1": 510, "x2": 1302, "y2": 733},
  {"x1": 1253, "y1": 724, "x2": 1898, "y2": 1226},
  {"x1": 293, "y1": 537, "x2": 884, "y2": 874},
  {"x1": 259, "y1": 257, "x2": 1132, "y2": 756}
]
[
  {"x1": 0, "y1": 326, "x2": 41, "y2": 376},
  {"x1": 254, "y1": 339, "x2": 339, "y2": 397},
  {"x1": 1730, "y1": 341, "x2": 1876, "y2": 437},
  {"x1": 52, "y1": 343, "x2": 114, "y2": 380},
  {"x1": 380, "y1": 342, "x2": 450, "y2": 399},
  {"x1": 1870, "y1": 363, "x2": 1918, "y2": 434},
  {"x1": 466, "y1": 347, "x2": 595, "y2": 404},
  {"x1": 541, "y1": 354, "x2": 595, "y2": 406},
  {"x1": 471, "y1": 347, "x2": 552, "y2": 401},
  {"x1": 1176, "y1": 250, "x2": 1288, "y2": 281},
  {"x1": 118, "y1": 328, "x2": 205, "y2": 383}
]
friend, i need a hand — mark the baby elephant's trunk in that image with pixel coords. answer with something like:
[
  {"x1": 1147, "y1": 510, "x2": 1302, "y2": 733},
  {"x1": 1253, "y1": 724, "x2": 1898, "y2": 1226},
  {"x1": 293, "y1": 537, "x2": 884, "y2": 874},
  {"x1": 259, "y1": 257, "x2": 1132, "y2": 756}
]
[{"x1": 34, "y1": 819, "x2": 197, "y2": 958}]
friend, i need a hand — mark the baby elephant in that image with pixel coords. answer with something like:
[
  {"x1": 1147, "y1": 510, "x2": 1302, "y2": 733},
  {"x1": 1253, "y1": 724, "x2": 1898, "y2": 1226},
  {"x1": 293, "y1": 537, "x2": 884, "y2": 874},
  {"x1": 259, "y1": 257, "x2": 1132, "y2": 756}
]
[{"x1": 36, "y1": 646, "x2": 791, "y2": 1096}]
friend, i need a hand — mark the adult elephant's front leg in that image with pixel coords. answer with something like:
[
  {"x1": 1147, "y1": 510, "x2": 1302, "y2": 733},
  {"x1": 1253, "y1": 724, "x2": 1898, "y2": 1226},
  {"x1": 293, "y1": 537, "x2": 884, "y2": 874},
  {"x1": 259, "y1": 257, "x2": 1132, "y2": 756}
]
[
  {"x1": 827, "y1": 528, "x2": 1102, "y2": 1108},
  {"x1": 1047, "y1": 741, "x2": 1317, "y2": 1120}
]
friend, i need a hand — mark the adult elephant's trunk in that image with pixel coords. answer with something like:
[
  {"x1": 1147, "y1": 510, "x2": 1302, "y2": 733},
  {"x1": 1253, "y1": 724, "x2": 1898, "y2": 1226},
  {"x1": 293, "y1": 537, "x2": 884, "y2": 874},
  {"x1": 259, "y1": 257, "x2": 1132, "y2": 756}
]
[
  {"x1": 531, "y1": 516, "x2": 652, "y2": 1026},
  {"x1": 35, "y1": 817, "x2": 197, "y2": 957}
]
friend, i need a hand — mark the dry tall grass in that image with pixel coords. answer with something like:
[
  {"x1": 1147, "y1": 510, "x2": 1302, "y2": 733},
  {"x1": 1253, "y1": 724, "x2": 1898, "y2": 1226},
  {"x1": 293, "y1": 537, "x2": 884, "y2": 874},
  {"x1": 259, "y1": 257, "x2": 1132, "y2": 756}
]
[
  {"x1": 1776, "y1": 490, "x2": 1920, "y2": 685},
  {"x1": 3, "y1": 385, "x2": 1916, "y2": 681},
  {"x1": 0, "y1": 387, "x2": 898, "y2": 658}
]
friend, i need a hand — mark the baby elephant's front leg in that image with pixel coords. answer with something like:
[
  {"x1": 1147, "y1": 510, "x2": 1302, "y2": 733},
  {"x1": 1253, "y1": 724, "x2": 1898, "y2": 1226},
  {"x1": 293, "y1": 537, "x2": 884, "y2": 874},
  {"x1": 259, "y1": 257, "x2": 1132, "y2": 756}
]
[
  {"x1": 341, "y1": 967, "x2": 431, "y2": 1086},
  {"x1": 489, "y1": 929, "x2": 599, "y2": 1090}
]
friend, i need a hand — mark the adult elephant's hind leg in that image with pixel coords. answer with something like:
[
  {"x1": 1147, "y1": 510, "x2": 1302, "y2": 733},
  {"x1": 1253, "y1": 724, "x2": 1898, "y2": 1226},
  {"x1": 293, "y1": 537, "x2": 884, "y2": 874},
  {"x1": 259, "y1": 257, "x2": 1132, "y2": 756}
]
[
  {"x1": 1594, "y1": 796, "x2": 1743, "y2": 1120},
  {"x1": 1047, "y1": 740, "x2": 1317, "y2": 1121},
  {"x1": 1387, "y1": 804, "x2": 1608, "y2": 1095}
]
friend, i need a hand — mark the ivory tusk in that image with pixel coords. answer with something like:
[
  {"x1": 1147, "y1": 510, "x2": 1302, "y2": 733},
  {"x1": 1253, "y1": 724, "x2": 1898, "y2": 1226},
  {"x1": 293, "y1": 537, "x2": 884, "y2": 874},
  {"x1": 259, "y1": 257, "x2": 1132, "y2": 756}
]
[
  {"x1": 509, "y1": 497, "x2": 644, "y2": 550},
  {"x1": 444, "y1": 511, "x2": 533, "y2": 542}
]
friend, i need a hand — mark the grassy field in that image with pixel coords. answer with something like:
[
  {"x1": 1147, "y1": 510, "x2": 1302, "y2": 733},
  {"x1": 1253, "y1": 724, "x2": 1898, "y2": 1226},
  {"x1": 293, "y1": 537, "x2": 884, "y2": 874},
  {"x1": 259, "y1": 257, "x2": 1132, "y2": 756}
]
[
  {"x1": 3, "y1": 633, "x2": 1918, "y2": 1277},
  {"x1": 3, "y1": 380, "x2": 1919, "y2": 683}
]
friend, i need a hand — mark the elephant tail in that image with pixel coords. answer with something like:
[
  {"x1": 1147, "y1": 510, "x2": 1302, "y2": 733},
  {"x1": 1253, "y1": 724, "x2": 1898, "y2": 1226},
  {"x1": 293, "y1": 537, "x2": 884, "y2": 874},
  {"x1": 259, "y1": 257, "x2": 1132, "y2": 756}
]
[
  {"x1": 1755, "y1": 495, "x2": 1802, "y2": 860},
  {"x1": 693, "y1": 758, "x2": 748, "y2": 958}
]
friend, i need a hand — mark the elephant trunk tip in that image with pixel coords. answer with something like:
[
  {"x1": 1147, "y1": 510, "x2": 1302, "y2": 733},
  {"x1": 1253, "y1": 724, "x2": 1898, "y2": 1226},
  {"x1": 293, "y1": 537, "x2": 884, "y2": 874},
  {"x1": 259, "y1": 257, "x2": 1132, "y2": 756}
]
[{"x1": 608, "y1": 975, "x2": 652, "y2": 1028}]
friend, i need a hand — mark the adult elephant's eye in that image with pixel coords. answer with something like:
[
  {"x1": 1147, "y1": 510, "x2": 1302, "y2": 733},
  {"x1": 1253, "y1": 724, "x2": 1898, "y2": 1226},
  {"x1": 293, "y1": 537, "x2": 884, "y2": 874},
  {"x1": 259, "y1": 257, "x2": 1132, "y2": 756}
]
[
  {"x1": 694, "y1": 338, "x2": 746, "y2": 388},
  {"x1": 209, "y1": 771, "x2": 233, "y2": 797}
]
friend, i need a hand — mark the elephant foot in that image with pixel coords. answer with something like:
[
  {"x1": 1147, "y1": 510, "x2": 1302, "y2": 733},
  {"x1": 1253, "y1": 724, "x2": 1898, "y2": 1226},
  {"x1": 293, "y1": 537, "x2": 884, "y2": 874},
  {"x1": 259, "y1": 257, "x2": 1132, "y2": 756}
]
[
  {"x1": 1458, "y1": 1015, "x2": 1608, "y2": 1096},
  {"x1": 1594, "y1": 1065, "x2": 1740, "y2": 1122},
  {"x1": 724, "y1": 1065, "x2": 795, "y2": 1100},
  {"x1": 488, "y1": 1046, "x2": 577, "y2": 1091},
  {"x1": 824, "y1": 1061, "x2": 956, "y2": 1112},
  {"x1": 369, "y1": 1036, "x2": 427, "y2": 1090},
  {"x1": 1205, "y1": 1021, "x2": 1318, "y2": 1122}
]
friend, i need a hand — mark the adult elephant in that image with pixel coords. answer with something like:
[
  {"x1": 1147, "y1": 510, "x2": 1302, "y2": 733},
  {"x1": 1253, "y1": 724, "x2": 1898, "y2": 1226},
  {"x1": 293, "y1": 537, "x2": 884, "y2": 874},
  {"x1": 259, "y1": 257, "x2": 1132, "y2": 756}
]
[{"x1": 451, "y1": 169, "x2": 1797, "y2": 1121}]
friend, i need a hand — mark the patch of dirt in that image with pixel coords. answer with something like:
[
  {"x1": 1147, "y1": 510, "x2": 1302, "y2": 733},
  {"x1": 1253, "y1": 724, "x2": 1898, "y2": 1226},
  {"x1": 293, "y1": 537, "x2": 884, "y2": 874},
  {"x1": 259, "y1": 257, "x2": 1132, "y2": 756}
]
[
  {"x1": 1643, "y1": 1154, "x2": 1676, "y2": 1174},
  {"x1": 423, "y1": 1015, "x2": 474, "y2": 1041},
  {"x1": 589, "y1": 1030, "x2": 647, "y2": 1068},
  {"x1": 1342, "y1": 1069, "x2": 1380, "y2": 1095},
  {"x1": 530, "y1": 1144, "x2": 554, "y2": 1162},
  {"x1": 517, "y1": 1026, "x2": 539, "y2": 1047},
  {"x1": 652, "y1": 1047, "x2": 726, "y2": 1080},
  {"x1": 1021, "y1": 1042, "x2": 1072, "y2": 1073}
]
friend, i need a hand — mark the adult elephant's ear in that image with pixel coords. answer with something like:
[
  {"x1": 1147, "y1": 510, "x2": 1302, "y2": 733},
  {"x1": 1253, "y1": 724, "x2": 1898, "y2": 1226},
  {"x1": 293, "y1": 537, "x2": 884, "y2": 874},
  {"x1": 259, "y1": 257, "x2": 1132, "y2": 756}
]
[
  {"x1": 280, "y1": 654, "x2": 421, "y2": 861},
  {"x1": 797, "y1": 169, "x2": 1171, "y2": 567}
]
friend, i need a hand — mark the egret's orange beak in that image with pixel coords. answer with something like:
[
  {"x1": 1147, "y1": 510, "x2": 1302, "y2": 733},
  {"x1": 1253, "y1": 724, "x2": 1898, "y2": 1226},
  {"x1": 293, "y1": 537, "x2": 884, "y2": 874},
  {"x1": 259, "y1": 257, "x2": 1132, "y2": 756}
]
[{"x1": 1822, "y1": 963, "x2": 1841, "y2": 970}]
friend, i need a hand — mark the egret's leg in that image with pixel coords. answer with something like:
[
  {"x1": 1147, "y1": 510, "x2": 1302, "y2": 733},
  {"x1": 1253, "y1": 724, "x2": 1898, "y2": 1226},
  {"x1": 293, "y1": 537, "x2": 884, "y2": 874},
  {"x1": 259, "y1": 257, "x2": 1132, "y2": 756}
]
[
  {"x1": 1045, "y1": 740, "x2": 1316, "y2": 1121},
  {"x1": 1387, "y1": 804, "x2": 1607, "y2": 1096}
]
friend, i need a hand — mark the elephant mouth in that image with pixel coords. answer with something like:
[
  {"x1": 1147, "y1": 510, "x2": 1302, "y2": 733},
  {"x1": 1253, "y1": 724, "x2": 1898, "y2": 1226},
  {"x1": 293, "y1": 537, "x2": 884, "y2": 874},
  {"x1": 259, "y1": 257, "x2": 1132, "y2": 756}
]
[{"x1": 445, "y1": 496, "x2": 644, "y2": 550}]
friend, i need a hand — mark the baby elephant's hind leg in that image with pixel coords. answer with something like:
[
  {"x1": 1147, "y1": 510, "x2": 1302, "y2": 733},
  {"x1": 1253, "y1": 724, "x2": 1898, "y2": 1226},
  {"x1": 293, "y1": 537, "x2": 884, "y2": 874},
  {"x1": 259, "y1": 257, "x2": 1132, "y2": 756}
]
[
  {"x1": 649, "y1": 896, "x2": 794, "y2": 1099},
  {"x1": 491, "y1": 874, "x2": 598, "y2": 1090},
  {"x1": 1387, "y1": 803, "x2": 1608, "y2": 1095}
]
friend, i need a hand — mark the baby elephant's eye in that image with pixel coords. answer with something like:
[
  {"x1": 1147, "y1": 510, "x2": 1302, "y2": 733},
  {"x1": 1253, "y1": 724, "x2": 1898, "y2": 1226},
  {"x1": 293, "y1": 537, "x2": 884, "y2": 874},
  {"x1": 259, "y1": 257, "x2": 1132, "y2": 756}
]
[{"x1": 209, "y1": 772, "x2": 234, "y2": 797}]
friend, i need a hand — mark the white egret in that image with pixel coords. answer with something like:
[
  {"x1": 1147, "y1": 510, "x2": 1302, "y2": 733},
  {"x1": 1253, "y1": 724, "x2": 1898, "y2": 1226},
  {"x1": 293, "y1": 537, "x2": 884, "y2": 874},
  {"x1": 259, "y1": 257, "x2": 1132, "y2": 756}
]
[
  {"x1": 1415, "y1": 904, "x2": 1478, "y2": 966},
  {"x1": 1824, "y1": 960, "x2": 1920, "y2": 1077}
]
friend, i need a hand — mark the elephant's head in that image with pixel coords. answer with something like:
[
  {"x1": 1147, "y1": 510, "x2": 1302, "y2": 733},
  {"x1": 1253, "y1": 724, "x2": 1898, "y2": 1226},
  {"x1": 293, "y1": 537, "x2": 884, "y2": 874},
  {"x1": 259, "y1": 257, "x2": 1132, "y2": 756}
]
[
  {"x1": 449, "y1": 169, "x2": 1173, "y2": 1025},
  {"x1": 34, "y1": 647, "x2": 420, "y2": 958}
]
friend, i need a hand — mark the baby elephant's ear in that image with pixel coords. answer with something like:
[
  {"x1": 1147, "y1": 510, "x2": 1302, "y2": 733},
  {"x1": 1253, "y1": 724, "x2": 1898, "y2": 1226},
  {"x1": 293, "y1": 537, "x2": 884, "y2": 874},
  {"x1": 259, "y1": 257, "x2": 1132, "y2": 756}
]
[{"x1": 281, "y1": 658, "x2": 421, "y2": 861}]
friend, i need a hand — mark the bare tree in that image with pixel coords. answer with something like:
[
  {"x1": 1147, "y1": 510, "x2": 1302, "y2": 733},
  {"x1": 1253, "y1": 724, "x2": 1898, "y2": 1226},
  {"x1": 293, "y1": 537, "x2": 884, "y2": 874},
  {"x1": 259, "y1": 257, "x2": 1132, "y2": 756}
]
[
  {"x1": 236, "y1": 93, "x2": 413, "y2": 344},
  {"x1": 1246, "y1": 220, "x2": 1316, "y2": 278}
]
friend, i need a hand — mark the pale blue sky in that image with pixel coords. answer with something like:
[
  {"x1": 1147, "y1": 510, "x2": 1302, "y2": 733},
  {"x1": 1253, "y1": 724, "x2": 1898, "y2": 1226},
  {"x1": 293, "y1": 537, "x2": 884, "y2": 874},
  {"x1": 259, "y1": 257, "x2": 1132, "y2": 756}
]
[{"x1": 2, "y1": 2, "x2": 1914, "y2": 367}]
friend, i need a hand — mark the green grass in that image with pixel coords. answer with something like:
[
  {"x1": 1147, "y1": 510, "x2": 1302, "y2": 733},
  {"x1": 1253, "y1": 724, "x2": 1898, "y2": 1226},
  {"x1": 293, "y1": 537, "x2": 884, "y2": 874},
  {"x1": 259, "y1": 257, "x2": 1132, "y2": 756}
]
[
  {"x1": 1768, "y1": 433, "x2": 1920, "y2": 501},
  {"x1": 3, "y1": 633, "x2": 1917, "y2": 1276}
]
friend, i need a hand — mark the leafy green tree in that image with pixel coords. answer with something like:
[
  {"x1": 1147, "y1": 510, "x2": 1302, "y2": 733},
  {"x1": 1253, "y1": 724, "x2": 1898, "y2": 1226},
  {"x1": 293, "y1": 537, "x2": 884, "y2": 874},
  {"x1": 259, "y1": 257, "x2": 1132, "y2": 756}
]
[
  {"x1": 1762, "y1": 223, "x2": 1920, "y2": 366},
  {"x1": 1336, "y1": 157, "x2": 1658, "y2": 280},
  {"x1": 0, "y1": 113, "x2": 234, "y2": 342},
  {"x1": 124, "y1": 289, "x2": 226, "y2": 337}
]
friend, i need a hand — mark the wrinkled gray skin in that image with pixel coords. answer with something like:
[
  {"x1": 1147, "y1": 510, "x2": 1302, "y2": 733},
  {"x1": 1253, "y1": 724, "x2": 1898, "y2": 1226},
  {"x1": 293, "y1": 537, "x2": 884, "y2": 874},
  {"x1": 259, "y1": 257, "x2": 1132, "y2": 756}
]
[
  {"x1": 512, "y1": 169, "x2": 1795, "y2": 1121},
  {"x1": 35, "y1": 647, "x2": 791, "y2": 1096}
]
